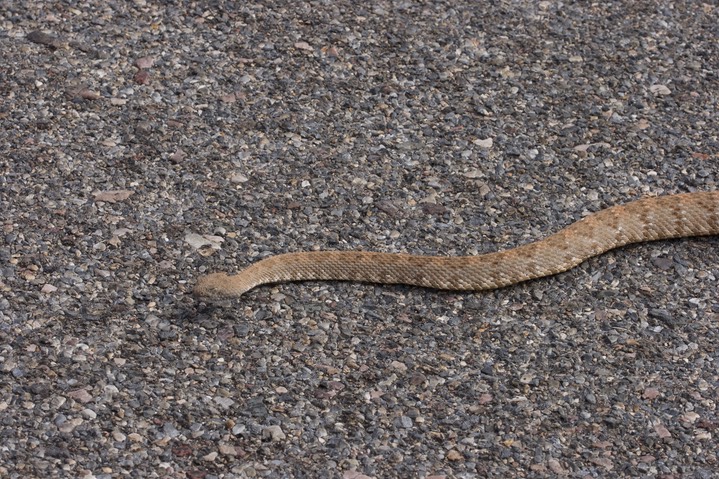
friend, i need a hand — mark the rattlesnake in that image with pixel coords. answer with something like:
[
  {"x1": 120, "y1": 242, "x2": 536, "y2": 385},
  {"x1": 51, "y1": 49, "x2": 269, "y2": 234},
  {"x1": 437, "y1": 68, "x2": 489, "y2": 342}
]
[{"x1": 193, "y1": 191, "x2": 719, "y2": 299}]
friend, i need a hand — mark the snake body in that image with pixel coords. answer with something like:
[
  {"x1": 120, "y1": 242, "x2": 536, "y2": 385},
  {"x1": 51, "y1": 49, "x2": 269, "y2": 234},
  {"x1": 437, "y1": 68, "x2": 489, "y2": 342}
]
[{"x1": 193, "y1": 191, "x2": 719, "y2": 299}]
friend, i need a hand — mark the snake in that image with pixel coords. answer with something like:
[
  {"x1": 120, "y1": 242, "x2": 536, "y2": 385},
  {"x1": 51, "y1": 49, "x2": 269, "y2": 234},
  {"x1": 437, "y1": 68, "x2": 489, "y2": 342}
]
[{"x1": 193, "y1": 191, "x2": 719, "y2": 299}]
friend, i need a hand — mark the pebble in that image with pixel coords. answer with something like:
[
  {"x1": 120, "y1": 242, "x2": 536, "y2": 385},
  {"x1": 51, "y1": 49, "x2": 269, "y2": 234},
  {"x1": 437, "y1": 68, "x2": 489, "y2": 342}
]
[{"x1": 262, "y1": 426, "x2": 287, "y2": 442}]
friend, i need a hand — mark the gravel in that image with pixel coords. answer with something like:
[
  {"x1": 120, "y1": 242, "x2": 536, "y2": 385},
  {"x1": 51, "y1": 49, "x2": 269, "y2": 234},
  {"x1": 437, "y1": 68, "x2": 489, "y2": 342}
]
[{"x1": 1, "y1": 1, "x2": 718, "y2": 478}]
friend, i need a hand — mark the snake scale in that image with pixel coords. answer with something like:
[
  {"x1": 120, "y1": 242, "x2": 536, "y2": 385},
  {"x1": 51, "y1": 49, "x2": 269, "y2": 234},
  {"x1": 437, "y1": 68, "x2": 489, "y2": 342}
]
[{"x1": 193, "y1": 191, "x2": 719, "y2": 299}]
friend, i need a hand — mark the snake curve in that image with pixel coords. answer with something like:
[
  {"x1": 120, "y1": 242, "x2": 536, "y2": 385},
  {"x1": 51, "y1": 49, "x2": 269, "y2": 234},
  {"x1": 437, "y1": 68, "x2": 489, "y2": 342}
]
[{"x1": 193, "y1": 191, "x2": 719, "y2": 299}]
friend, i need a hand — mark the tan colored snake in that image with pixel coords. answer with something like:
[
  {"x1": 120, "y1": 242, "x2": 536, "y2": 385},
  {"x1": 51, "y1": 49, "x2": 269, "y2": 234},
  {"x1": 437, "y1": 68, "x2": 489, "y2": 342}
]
[{"x1": 193, "y1": 191, "x2": 719, "y2": 299}]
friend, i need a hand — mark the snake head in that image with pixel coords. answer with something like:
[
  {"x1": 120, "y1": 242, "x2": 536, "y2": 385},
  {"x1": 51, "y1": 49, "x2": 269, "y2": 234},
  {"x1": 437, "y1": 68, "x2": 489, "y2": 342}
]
[{"x1": 193, "y1": 273, "x2": 234, "y2": 300}]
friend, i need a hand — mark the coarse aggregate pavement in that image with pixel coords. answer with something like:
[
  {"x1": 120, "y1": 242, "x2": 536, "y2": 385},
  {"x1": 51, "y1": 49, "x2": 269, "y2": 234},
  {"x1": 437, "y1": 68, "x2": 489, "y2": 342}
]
[{"x1": 1, "y1": 1, "x2": 718, "y2": 478}]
